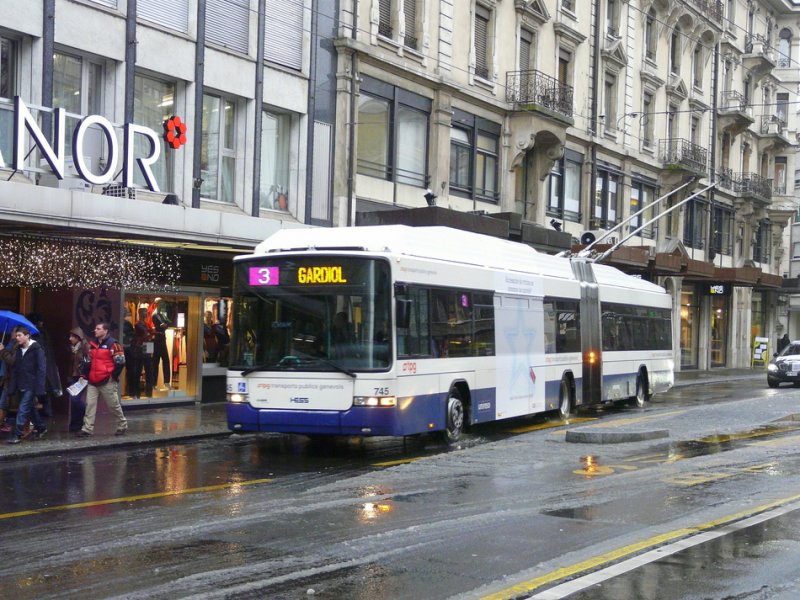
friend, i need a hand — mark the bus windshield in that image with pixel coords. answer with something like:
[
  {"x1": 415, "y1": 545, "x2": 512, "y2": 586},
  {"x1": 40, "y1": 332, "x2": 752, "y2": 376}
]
[{"x1": 230, "y1": 256, "x2": 392, "y2": 372}]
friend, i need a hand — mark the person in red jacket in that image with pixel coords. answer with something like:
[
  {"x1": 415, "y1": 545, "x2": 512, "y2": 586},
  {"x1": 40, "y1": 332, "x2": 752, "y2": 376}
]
[{"x1": 77, "y1": 322, "x2": 128, "y2": 437}]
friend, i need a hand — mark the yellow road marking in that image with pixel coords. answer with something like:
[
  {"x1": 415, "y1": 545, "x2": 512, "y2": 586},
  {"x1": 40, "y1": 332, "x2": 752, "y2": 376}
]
[
  {"x1": 583, "y1": 410, "x2": 686, "y2": 429},
  {"x1": 372, "y1": 457, "x2": 425, "y2": 467},
  {"x1": 662, "y1": 472, "x2": 734, "y2": 486},
  {"x1": 0, "y1": 478, "x2": 273, "y2": 521},
  {"x1": 750, "y1": 433, "x2": 800, "y2": 447},
  {"x1": 480, "y1": 491, "x2": 800, "y2": 600},
  {"x1": 508, "y1": 417, "x2": 597, "y2": 434}
]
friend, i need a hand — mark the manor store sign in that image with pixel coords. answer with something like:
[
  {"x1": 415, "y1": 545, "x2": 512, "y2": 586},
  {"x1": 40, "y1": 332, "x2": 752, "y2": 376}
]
[{"x1": 4, "y1": 96, "x2": 165, "y2": 192}]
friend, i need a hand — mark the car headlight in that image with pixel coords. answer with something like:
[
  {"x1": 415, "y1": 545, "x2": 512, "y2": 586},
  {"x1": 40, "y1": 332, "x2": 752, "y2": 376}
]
[
  {"x1": 768, "y1": 363, "x2": 779, "y2": 372},
  {"x1": 227, "y1": 393, "x2": 248, "y2": 403}
]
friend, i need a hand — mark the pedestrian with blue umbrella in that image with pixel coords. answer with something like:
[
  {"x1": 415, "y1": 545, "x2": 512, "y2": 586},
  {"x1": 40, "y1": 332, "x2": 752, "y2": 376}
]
[
  {"x1": 0, "y1": 311, "x2": 36, "y2": 433},
  {"x1": 6, "y1": 326, "x2": 47, "y2": 444}
]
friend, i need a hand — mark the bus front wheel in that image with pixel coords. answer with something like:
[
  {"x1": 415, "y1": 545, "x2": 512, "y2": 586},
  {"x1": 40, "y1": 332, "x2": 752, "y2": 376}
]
[{"x1": 441, "y1": 390, "x2": 465, "y2": 443}]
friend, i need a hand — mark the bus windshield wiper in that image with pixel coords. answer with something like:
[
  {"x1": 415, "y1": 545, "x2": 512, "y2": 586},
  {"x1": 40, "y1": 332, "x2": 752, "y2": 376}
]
[
  {"x1": 313, "y1": 357, "x2": 357, "y2": 378},
  {"x1": 240, "y1": 363, "x2": 276, "y2": 376}
]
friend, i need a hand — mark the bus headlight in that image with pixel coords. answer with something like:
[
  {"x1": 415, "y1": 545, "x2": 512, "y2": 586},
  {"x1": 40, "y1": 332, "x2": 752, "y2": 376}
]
[
  {"x1": 227, "y1": 393, "x2": 248, "y2": 403},
  {"x1": 353, "y1": 396, "x2": 397, "y2": 407}
]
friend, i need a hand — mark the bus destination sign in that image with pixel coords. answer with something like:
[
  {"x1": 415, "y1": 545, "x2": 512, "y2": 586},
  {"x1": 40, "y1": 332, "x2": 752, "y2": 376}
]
[{"x1": 297, "y1": 266, "x2": 348, "y2": 284}]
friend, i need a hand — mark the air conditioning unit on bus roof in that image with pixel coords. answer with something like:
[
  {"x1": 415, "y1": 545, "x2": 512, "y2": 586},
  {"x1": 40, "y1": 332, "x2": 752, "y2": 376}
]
[{"x1": 580, "y1": 229, "x2": 617, "y2": 246}]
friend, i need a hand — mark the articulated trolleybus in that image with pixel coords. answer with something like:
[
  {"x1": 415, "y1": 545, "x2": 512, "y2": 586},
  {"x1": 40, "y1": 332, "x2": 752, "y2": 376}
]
[{"x1": 226, "y1": 226, "x2": 673, "y2": 441}]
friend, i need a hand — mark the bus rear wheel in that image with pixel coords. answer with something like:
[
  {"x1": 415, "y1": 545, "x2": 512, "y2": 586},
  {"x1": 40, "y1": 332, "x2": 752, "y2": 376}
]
[
  {"x1": 632, "y1": 371, "x2": 649, "y2": 408},
  {"x1": 558, "y1": 377, "x2": 572, "y2": 420},
  {"x1": 441, "y1": 390, "x2": 465, "y2": 444}
]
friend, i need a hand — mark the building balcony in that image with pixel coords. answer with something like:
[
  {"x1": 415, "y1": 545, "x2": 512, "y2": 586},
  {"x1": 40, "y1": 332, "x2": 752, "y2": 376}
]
[
  {"x1": 506, "y1": 69, "x2": 574, "y2": 122},
  {"x1": 717, "y1": 91, "x2": 754, "y2": 135},
  {"x1": 742, "y1": 34, "x2": 776, "y2": 82},
  {"x1": 686, "y1": 0, "x2": 724, "y2": 24},
  {"x1": 658, "y1": 138, "x2": 707, "y2": 177},
  {"x1": 757, "y1": 115, "x2": 793, "y2": 151},
  {"x1": 736, "y1": 172, "x2": 772, "y2": 204}
]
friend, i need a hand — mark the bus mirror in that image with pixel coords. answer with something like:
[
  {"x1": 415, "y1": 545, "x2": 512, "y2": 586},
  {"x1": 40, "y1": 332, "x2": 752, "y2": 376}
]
[{"x1": 396, "y1": 299, "x2": 412, "y2": 329}]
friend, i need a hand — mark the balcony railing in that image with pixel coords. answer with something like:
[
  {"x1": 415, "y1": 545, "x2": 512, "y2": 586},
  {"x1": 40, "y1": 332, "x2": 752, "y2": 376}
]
[
  {"x1": 745, "y1": 33, "x2": 774, "y2": 59},
  {"x1": 506, "y1": 69, "x2": 574, "y2": 118},
  {"x1": 687, "y1": 0, "x2": 724, "y2": 23},
  {"x1": 720, "y1": 90, "x2": 750, "y2": 112},
  {"x1": 761, "y1": 115, "x2": 787, "y2": 135},
  {"x1": 737, "y1": 172, "x2": 772, "y2": 200},
  {"x1": 658, "y1": 138, "x2": 707, "y2": 174},
  {"x1": 717, "y1": 169, "x2": 773, "y2": 200}
]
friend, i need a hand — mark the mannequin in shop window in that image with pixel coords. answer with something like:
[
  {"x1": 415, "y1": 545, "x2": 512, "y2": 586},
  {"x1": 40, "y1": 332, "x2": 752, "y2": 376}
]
[
  {"x1": 131, "y1": 308, "x2": 154, "y2": 398},
  {"x1": 151, "y1": 305, "x2": 172, "y2": 391}
]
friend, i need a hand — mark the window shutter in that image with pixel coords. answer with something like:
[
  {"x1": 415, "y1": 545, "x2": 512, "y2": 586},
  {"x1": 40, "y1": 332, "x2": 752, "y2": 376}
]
[
  {"x1": 404, "y1": 0, "x2": 417, "y2": 49},
  {"x1": 378, "y1": 0, "x2": 392, "y2": 38},
  {"x1": 474, "y1": 7, "x2": 489, "y2": 78},
  {"x1": 138, "y1": 0, "x2": 189, "y2": 34},
  {"x1": 206, "y1": 0, "x2": 249, "y2": 54},
  {"x1": 264, "y1": 0, "x2": 304, "y2": 70},
  {"x1": 87, "y1": 0, "x2": 117, "y2": 8},
  {"x1": 520, "y1": 29, "x2": 533, "y2": 70},
  {"x1": 311, "y1": 121, "x2": 332, "y2": 221}
]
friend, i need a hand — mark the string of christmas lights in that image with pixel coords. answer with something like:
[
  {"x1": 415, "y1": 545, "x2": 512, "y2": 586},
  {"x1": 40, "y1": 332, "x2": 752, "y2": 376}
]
[{"x1": 0, "y1": 234, "x2": 181, "y2": 291}]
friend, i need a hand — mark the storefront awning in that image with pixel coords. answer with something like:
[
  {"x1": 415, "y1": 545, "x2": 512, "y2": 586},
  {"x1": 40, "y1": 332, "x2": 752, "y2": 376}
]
[
  {"x1": 755, "y1": 272, "x2": 784, "y2": 289},
  {"x1": 713, "y1": 266, "x2": 762, "y2": 286},
  {"x1": 681, "y1": 257, "x2": 715, "y2": 279}
]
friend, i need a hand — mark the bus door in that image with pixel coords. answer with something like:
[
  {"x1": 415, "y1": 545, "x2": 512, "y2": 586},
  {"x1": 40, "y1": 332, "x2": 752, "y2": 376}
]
[{"x1": 571, "y1": 260, "x2": 602, "y2": 405}]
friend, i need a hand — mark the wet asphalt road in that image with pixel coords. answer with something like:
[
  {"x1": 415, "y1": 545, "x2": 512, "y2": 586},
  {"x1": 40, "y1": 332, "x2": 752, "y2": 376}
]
[{"x1": 3, "y1": 378, "x2": 800, "y2": 599}]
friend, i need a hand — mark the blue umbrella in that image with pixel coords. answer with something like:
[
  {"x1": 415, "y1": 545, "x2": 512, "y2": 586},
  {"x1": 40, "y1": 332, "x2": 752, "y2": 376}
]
[{"x1": 0, "y1": 311, "x2": 39, "y2": 342}]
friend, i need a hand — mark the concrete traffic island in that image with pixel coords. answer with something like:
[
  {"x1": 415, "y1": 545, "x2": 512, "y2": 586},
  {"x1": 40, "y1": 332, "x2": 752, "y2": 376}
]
[{"x1": 565, "y1": 428, "x2": 670, "y2": 444}]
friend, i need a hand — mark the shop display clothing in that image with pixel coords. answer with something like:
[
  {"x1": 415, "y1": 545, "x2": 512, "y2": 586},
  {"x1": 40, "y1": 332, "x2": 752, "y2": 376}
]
[
  {"x1": 130, "y1": 318, "x2": 154, "y2": 398},
  {"x1": 152, "y1": 312, "x2": 171, "y2": 386}
]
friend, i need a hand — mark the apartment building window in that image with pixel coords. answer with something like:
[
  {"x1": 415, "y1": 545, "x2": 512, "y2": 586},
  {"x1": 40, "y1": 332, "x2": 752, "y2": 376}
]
[
  {"x1": 604, "y1": 73, "x2": 618, "y2": 132},
  {"x1": 668, "y1": 104, "x2": 678, "y2": 140},
  {"x1": 200, "y1": 94, "x2": 237, "y2": 203},
  {"x1": 356, "y1": 77, "x2": 430, "y2": 187},
  {"x1": 778, "y1": 28, "x2": 792, "y2": 68},
  {"x1": 558, "y1": 48, "x2": 572, "y2": 88},
  {"x1": 683, "y1": 198, "x2": 706, "y2": 249},
  {"x1": 449, "y1": 110, "x2": 500, "y2": 202},
  {"x1": 642, "y1": 91, "x2": 654, "y2": 148},
  {"x1": 606, "y1": 0, "x2": 619, "y2": 37},
  {"x1": 404, "y1": 0, "x2": 419, "y2": 50},
  {"x1": 139, "y1": 0, "x2": 189, "y2": 34},
  {"x1": 774, "y1": 157, "x2": 787, "y2": 195},
  {"x1": 777, "y1": 92, "x2": 789, "y2": 124},
  {"x1": 593, "y1": 167, "x2": 621, "y2": 228},
  {"x1": 562, "y1": 0, "x2": 574, "y2": 12},
  {"x1": 133, "y1": 74, "x2": 175, "y2": 191},
  {"x1": 670, "y1": 28, "x2": 681, "y2": 75},
  {"x1": 712, "y1": 206, "x2": 733, "y2": 256},
  {"x1": 378, "y1": 0, "x2": 392, "y2": 37},
  {"x1": 0, "y1": 36, "x2": 18, "y2": 167},
  {"x1": 548, "y1": 149, "x2": 582, "y2": 222},
  {"x1": 53, "y1": 51, "x2": 104, "y2": 159},
  {"x1": 206, "y1": 0, "x2": 249, "y2": 54},
  {"x1": 474, "y1": 4, "x2": 493, "y2": 80},
  {"x1": 265, "y1": 0, "x2": 304, "y2": 70},
  {"x1": 630, "y1": 178, "x2": 656, "y2": 238},
  {"x1": 260, "y1": 109, "x2": 292, "y2": 211},
  {"x1": 520, "y1": 28, "x2": 535, "y2": 71},
  {"x1": 692, "y1": 44, "x2": 703, "y2": 89},
  {"x1": 726, "y1": 0, "x2": 735, "y2": 26},
  {"x1": 645, "y1": 9, "x2": 656, "y2": 62},
  {"x1": 753, "y1": 220, "x2": 771, "y2": 264},
  {"x1": 691, "y1": 115, "x2": 701, "y2": 146}
]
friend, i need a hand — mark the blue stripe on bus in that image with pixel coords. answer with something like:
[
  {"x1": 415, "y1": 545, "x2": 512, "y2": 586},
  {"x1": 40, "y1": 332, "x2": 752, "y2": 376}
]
[{"x1": 227, "y1": 388, "x2": 499, "y2": 436}]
